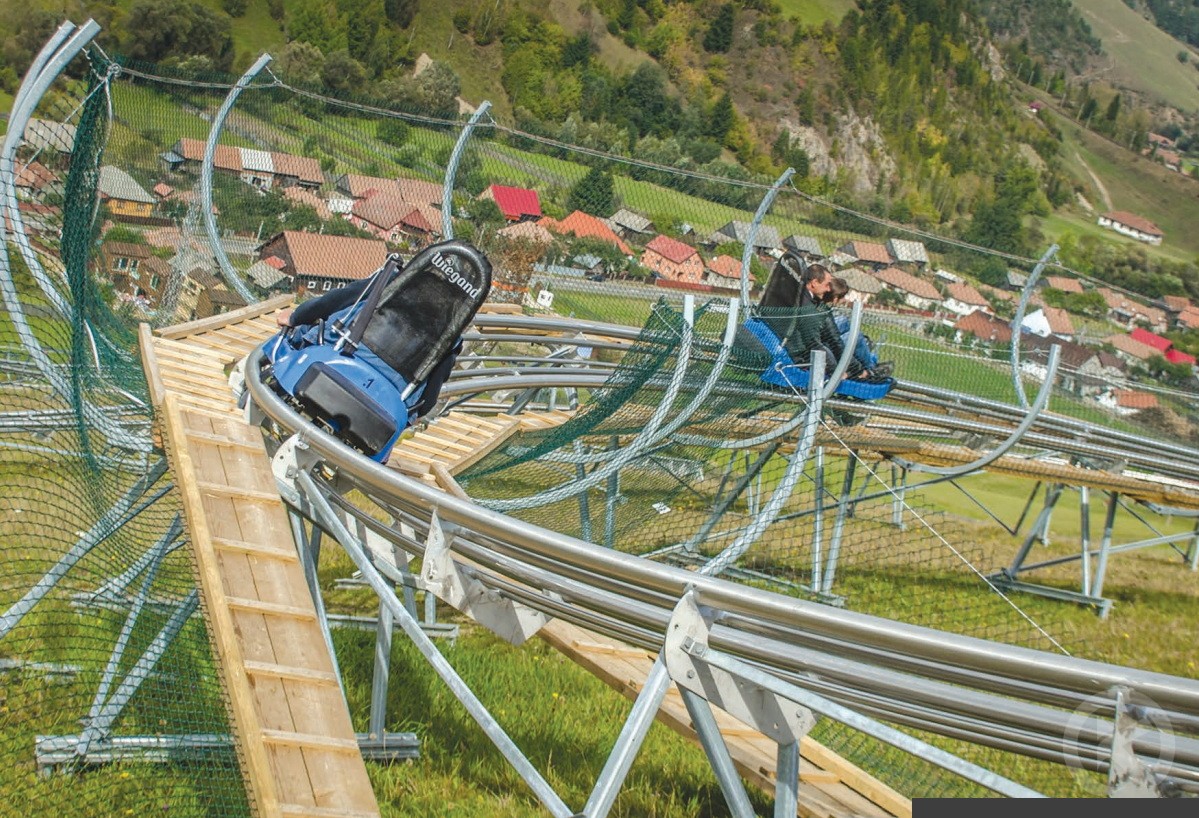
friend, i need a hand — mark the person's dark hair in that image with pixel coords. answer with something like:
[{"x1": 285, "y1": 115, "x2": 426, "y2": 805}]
[
  {"x1": 824, "y1": 275, "x2": 849, "y2": 303},
  {"x1": 802, "y1": 262, "x2": 831, "y2": 288}
]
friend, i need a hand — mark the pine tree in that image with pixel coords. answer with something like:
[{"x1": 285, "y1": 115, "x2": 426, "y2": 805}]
[
  {"x1": 567, "y1": 165, "x2": 615, "y2": 216},
  {"x1": 703, "y1": 4, "x2": 734, "y2": 53},
  {"x1": 1105, "y1": 93, "x2": 1121, "y2": 122},
  {"x1": 706, "y1": 92, "x2": 735, "y2": 143}
]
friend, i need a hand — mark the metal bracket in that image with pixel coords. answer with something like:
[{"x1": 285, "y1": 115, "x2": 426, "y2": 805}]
[
  {"x1": 1109, "y1": 688, "x2": 1166, "y2": 797},
  {"x1": 420, "y1": 511, "x2": 547, "y2": 646},
  {"x1": 662, "y1": 591, "x2": 814, "y2": 745}
]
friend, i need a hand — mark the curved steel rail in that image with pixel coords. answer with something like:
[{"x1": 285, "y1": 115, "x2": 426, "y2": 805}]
[{"x1": 245, "y1": 344, "x2": 1199, "y2": 799}]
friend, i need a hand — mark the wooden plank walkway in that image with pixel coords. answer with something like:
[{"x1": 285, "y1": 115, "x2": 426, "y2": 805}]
[{"x1": 141, "y1": 298, "x2": 380, "y2": 818}]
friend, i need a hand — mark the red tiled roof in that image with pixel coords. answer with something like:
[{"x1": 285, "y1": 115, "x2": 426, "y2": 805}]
[
  {"x1": 945, "y1": 281, "x2": 988, "y2": 306},
  {"x1": 496, "y1": 221, "x2": 555, "y2": 245},
  {"x1": 705, "y1": 255, "x2": 742, "y2": 280},
  {"x1": 1112, "y1": 389, "x2": 1158, "y2": 410},
  {"x1": 1104, "y1": 211, "x2": 1163, "y2": 237},
  {"x1": 1166, "y1": 349, "x2": 1196, "y2": 366},
  {"x1": 340, "y1": 174, "x2": 399, "y2": 199},
  {"x1": 263, "y1": 256, "x2": 286, "y2": 269},
  {"x1": 1178, "y1": 306, "x2": 1199, "y2": 330},
  {"x1": 282, "y1": 186, "x2": 332, "y2": 220},
  {"x1": 540, "y1": 211, "x2": 631, "y2": 254},
  {"x1": 644, "y1": 234, "x2": 699, "y2": 265},
  {"x1": 153, "y1": 182, "x2": 173, "y2": 198},
  {"x1": 1042, "y1": 306, "x2": 1074, "y2": 336},
  {"x1": 15, "y1": 160, "x2": 58, "y2": 189},
  {"x1": 873, "y1": 266, "x2": 940, "y2": 300},
  {"x1": 352, "y1": 192, "x2": 414, "y2": 231},
  {"x1": 954, "y1": 309, "x2": 1011, "y2": 344},
  {"x1": 1161, "y1": 295, "x2": 1191, "y2": 312},
  {"x1": 1045, "y1": 275, "x2": 1084, "y2": 294},
  {"x1": 270, "y1": 152, "x2": 323, "y2": 186},
  {"x1": 271, "y1": 230, "x2": 388, "y2": 281},
  {"x1": 175, "y1": 138, "x2": 242, "y2": 172},
  {"x1": 1104, "y1": 334, "x2": 1159, "y2": 361},
  {"x1": 396, "y1": 177, "x2": 444, "y2": 208},
  {"x1": 487, "y1": 184, "x2": 542, "y2": 221},
  {"x1": 1129, "y1": 327, "x2": 1171, "y2": 353},
  {"x1": 840, "y1": 241, "x2": 892, "y2": 265}
]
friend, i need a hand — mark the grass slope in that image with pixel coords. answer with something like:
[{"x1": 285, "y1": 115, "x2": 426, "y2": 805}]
[
  {"x1": 773, "y1": 0, "x2": 855, "y2": 26},
  {"x1": 1073, "y1": 0, "x2": 1199, "y2": 114},
  {"x1": 1039, "y1": 104, "x2": 1199, "y2": 261}
]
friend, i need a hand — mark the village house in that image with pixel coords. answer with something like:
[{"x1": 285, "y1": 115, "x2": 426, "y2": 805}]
[
  {"x1": 496, "y1": 220, "x2": 556, "y2": 247},
  {"x1": 349, "y1": 191, "x2": 440, "y2": 247},
  {"x1": 540, "y1": 211, "x2": 631, "y2": 255},
  {"x1": 1178, "y1": 305, "x2": 1199, "y2": 331},
  {"x1": 837, "y1": 267, "x2": 886, "y2": 305},
  {"x1": 641, "y1": 235, "x2": 703, "y2": 284},
  {"x1": 839, "y1": 241, "x2": 893, "y2": 271},
  {"x1": 1044, "y1": 275, "x2": 1084, "y2": 294},
  {"x1": 246, "y1": 256, "x2": 289, "y2": 292},
  {"x1": 98, "y1": 166, "x2": 155, "y2": 220},
  {"x1": 257, "y1": 231, "x2": 389, "y2": 297},
  {"x1": 608, "y1": 208, "x2": 654, "y2": 239},
  {"x1": 13, "y1": 161, "x2": 59, "y2": 200},
  {"x1": 1098, "y1": 389, "x2": 1159, "y2": 417},
  {"x1": 942, "y1": 281, "x2": 991, "y2": 317},
  {"x1": 782, "y1": 234, "x2": 826, "y2": 263},
  {"x1": 1019, "y1": 334, "x2": 1104, "y2": 396},
  {"x1": 886, "y1": 238, "x2": 929, "y2": 268},
  {"x1": 1005, "y1": 270, "x2": 1028, "y2": 292},
  {"x1": 1097, "y1": 287, "x2": 1167, "y2": 332},
  {"x1": 704, "y1": 255, "x2": 742, "y2": 289},
  {"x1": 1104, "y1": 333, "x2": 1162, "y2": 366},
  {"x1": 99, "y1": 240, "x2": 152, "y2": 291},
  {"x1": 1097, "y1": 211, "x2": 1164, "y2": 245},
  {"x1": 22, "y1": 119, "x2": 77, "y2": 160},
  {"x1": 710, "y1": 221, "x2": 782, "y2": 255},
  {"x1": 954, "y1": 309, "x2": 1012, "y2": 347},
  {"x1": 164, "y1": 139, "x2": 322, "y2": 190},
  {"x1": 872, "y1": 266, "x2": 941, "y2": 310},
  {"x1": 1128, "y1": 327, "x2": 1197, "y2": 367},
  {"x1": 479, "y1": 184, "x2": 542, "y2": 223},
  {"x1": 1021, "y1": 306, "x2": 1074, "y2": 341},
  {"x1": 186, "y1": 268, "x2": 247, "y2": 319}
]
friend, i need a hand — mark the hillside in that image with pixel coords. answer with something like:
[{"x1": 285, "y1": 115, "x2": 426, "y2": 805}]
[{"x1": 1073, "y1": 0, "x2": 1199, "y2": 114}]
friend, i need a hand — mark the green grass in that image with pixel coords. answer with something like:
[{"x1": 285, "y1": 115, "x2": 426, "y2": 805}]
[
  {"x1": 1073, "y1": 0, "x2": 1199, "y2": 114},
  {"x1": 773, "y1": 0, "x2": 856, "y2": 26}
]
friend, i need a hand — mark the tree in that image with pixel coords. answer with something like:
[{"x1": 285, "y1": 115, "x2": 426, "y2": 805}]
[
  {"x1": 276, "y1": 40, "x2": 326, "y2": 86},
  {"x1": 567, "y1": 165, "x2": 615, "y2": 216},
  {"x1": 384, "y1": 0, "x2": 417, "y2": 27},
  {"x1": 1079, "y1": 96, "x2": 1098, "y2": 124},
  {"x1": 1105, "y1": 93, "x2": 1121, "y2": 122},
  {"x1": 222, "y1": 0, "x2": 247, "y2": 17},
  {"x1": 376, "y1": 118, "x2": 410, "y2": 147},
  {"x1": 320, "y1": 50, "x2": 367, "y2": 95},
  {"x1": 703, "y1": 4, "x2": 735, "y2": 53},
  {"x1": 123, "y1": 0, "x2": 234, "y2": 71},
  {"x1": 706, "y1": 92, "x2": 735, "y2": 143}
]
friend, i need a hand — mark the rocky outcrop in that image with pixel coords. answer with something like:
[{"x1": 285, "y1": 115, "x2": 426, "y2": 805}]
[{"x1": 779, "y1": 110, "x2": 897, "y2": 195}]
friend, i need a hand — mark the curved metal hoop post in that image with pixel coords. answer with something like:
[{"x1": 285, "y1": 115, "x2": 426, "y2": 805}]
[
  {"x1": 0, "y1": 20, "x2": 94, "y2": 320},
  {"x1": 893, "y1": 345, "x2": 1062, "y2": 478},
  {"x1": 0, "y1": 19, "x2": 147, "y2": 454},
  {"x1": 740, "y1": 167, "x2": 795, "y2": 306},
  {"x1": 822, "y1": 299, "x2": 863, "y2": 400},
  {"x1": 442, "y1": 101, "x2": 492, "y2": 240},
  {"x1": 201, "y1": 53, "x2": 272, "y2": 305},
  {"x1": 476, "y1": 296, "x2": 701, "y2": 511},
  {"x1": 699, "y1": 350, "x2": 826, "y2": 578},
  {"x1": 1009, "y1": 244, "x2": 1059, "y2": 409}
]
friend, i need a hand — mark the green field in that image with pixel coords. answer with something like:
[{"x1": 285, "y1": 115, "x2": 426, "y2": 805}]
[
  {"x1": 773, "y1": 0, "x2": 855, "y2": 26},
  {"x1": 1073, "y1": 0, "x2": 1199, "y2": 114}
]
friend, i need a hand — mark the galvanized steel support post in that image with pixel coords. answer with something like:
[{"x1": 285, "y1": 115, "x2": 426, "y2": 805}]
[
  {"x1": 740, "y1": 168, "x2": 794, "y2": 306},
  {"x1": 442, "y1": 101, "x2": 492, "y2": 240}
]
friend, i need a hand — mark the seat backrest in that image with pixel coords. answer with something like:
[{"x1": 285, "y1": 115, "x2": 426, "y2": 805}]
[
  {"x1": 757, "y1": 253, "x2": 806, "y2": 309},
  {"x1": 359, "y1": 239, "x2": 492, "y2": 385}
]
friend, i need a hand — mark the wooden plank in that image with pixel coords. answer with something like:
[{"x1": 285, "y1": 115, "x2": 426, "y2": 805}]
[
  {"x1": 541, "y1": 619, "x2": 910, "y2": 818},
  {"x1": 212, "y1": 536, "x2": 300, "y2": 563},
  {"x1": 157, "y1": 293, "x2": 294, "y2": 340},
  {"x1": 159, "y1": 392, "x2": 283, "y2": 818},
  {"x1": 226, "y1": 597, "x2": 319, "y2": 621},
  {"x1": 432, "y1": 463, "x2": 470, "y2": 500},
  {"x1": 260, "y1": 729, "x2": 360, "y2": 754},
  {"x1": 139, "y1": 323, "x2": 167, "y2": 409},
  {"x1": 183, "y1": 430, "x2": 268, "y2": 453},
  {"x1": 197, "y1": 481, "x2": 284, "y2": 502},
  {"x1": 280, "y1": 806, "x2": 381, "y2": 818},
  {"x1": 244, "y1": 660, "x2": 340, "y2": 687}
]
